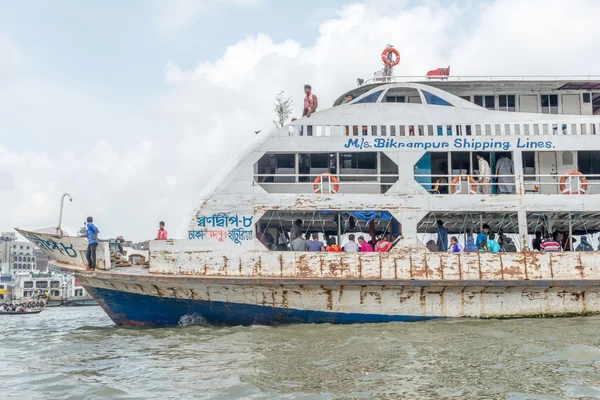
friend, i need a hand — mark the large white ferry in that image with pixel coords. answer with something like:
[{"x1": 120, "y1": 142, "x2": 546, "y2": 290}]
[{"x1": 17, "y1": 47, "x2": 600, "y2": 326}]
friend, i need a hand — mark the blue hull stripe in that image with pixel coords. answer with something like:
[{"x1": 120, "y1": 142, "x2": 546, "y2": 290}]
[{"x1": 86, "y1": 287, "x2": 439, "y2": 326}]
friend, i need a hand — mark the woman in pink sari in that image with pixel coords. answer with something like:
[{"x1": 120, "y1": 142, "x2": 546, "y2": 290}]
[{"x1": 358, "y1": 236, "x2": 374, "y2": 252}]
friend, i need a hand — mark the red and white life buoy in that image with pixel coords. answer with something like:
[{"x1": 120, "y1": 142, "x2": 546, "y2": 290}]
[
  {"x1": 559, "y1": 170, "x2": 588, "y2": 194},
  {"x1": 450, "y1": 175, "x2": 477, "y2": 195},
  {"x1": 381, "y1": 48, "x2": 400, "y2": 67},
  {"x1": 313, "y1": 173, "x2": 340, "y2": 194}
]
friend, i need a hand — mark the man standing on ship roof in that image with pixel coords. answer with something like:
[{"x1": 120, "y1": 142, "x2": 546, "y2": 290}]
[
  {"x1": 302, "y1": 84, "x2": 318, "y2": 136},
  {"x1": 83, "y1": 216, "x2": 99, "y2": 271},
  {"x1": 476, "y1": 153, "x2": 492, "y2": 194}
]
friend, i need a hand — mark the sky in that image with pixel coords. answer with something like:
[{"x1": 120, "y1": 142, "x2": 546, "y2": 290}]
[{"x1": 1, "y1": 0, "x2": 599, "y2": 241}]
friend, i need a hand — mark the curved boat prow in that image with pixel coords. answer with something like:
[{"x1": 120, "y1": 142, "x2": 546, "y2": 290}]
[{"x1": 15, "y1": 228, "x2": 110, "y2": 271}]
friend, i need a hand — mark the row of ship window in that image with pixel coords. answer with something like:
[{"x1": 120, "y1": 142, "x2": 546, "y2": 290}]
[
  {"x1": 368, "y1": 91, "x2": 591, "y2": 114},
  {"x1": 23, "y1": 281, "x2": 61, "y2": 288}
]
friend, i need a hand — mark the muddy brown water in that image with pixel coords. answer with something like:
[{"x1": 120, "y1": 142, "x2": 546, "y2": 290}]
[{"x1": 2, "y1": 307, "x2": 600, "y2": 399}]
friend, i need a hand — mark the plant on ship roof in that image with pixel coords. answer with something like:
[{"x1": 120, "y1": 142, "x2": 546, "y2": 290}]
[{"x1": 273, "y1": 91, "x2": 293, "y2": 128}]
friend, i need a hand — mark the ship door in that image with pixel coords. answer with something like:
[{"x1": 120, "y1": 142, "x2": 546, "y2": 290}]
[
  {"x1": 519, "y1": 95, "x2": 538, "y2": 113},
  {"x1": 561, "y1": 94, "x2": 581, "y2": 115},
  {"x1": 537, "y1": 151, "x2": 576, "y2": 194}
]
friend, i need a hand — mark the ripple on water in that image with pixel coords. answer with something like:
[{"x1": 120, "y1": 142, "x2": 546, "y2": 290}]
[{"x1": 4, "y1": 309, "x2": 600, "y2": 398}]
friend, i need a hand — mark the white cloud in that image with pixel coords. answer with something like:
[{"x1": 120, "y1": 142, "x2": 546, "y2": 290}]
[
  {"x1": 2, "y1": 0, "x2": 600, "y2": 241},
  {"x1": 157, "y1": 0, "x2": 263, "y2": 34}
]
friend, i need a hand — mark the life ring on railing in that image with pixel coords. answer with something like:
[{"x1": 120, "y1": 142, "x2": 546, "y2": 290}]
[
  {"x1": 559, "y1": 170, "x2": 588, "y2": 194},
  {"x1": 450, "y1": 175, "x2": 477, "y2": 194},
  {"x1": 313, "y1": 173, "x2": 340, "y2": 194},
  {"x1": 381, "y1": 48, "x2": 400, "y2": 66}
]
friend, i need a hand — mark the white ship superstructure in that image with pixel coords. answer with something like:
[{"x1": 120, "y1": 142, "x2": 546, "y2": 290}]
[{"x1": 16, "y1": 50, "x2": 600, "y2": 325}]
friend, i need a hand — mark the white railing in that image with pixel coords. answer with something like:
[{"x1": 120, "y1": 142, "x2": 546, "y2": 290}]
[
  {"x1": 283, "y1": 121, "x2": 600, "y2": 138},
  {"x1": 361, "y1": 75, "x2": 600, "y2": 84}
]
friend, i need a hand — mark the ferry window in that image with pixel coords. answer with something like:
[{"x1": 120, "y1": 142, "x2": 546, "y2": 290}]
[
  {"x1": 422, "y1": 90, "x2": 453, "y2": 106},
  {"x1": 380, "y1": 153, "x2": 398, "y2": 192},
  {"x1": 498, "y1": 95, "x2": 516, "y2": 112},
  {"x1": 256, "y1": 154, "x2": 295, "y2": 182},
  {"x1": 339, "y1": 152, "x2": 377, "y2": 181},
  {"x1": 452, "y1": 152, "x2": 472, "y2": 175},
  {"x1": 24, "y1": 281, "x2": 33, "y2": 288},
  {"x1": 459, "y1": 96, "x2": 470, "y2": 102},
  {"x1": 541, "y1": 94, "x2": 558, "y2": 114},
  {"x1": 355, "y1": 90, "x2": 383, "y2": 104},
  {"x1": 474, "y1": 95, "x2": 495, "y2": 110},
  {"x1": 299, "y1": 153, "x2": 337, "y2": 179},
  {"x1": 50, "y1": 281, "x2": 60, "y2": 288},
  {"x1": 36, "y1": 281, "x2": 48, "y2": 289},
  {"x1": 431, "y1": 152, "x2": 450, "y2": 194},
  {"x1": 578, "y1": 151, "x2": 600, "y2": 179},
  {"x1": 583, "y1": 93, "x2": 591, "y2": 103},
  {"x1": 385, "y1": 96, "x2": 405, "y2": 103},
  {"x1": 522, "y1": 151, "x2": 535, "y2": 180}
]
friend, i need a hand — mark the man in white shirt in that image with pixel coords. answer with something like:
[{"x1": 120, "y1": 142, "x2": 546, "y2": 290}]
[
  {"x1": 343, "y1": 234, "x2": 360, "y2": 252},
  {"x1": 476, "y1": 154, "x2": 492, "y2": 194}
]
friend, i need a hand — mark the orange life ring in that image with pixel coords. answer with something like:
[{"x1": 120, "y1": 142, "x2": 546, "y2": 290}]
[
  {"x1": 450, "y1": 175, "x2": 477, "y2": 194},
  {"x1": 381, "y1": 48, "x2": 400, "y2": 67},
  {"x1": 559, "y1": 170, "x2": 588, "y2": 194},
  {"x1": 314, "y1": 173, "x2": 340, "y2": 194}
]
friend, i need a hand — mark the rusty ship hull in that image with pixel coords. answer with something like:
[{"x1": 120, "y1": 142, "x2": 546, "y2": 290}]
[{"x1": 18, "y1": 229, "x2": 600, "y2": 326}]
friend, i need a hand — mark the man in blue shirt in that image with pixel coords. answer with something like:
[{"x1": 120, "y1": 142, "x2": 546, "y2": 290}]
[
  {"x1": 476, "y1": 224, "x2": 490, "y2": 248},
  {"x1": 85, "y1": 216, "x2": 99, "y2": 271}
]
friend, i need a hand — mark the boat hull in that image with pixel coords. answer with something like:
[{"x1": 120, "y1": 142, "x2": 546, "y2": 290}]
[{"x1": 75, "y1": 273, "x2": 600, "y2": 326}]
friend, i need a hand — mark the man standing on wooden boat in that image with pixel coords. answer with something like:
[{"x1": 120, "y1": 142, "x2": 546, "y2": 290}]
[
  {"x1": 476, "y1": 153, "x2": 492, "y2": 194},
  {"x1": 85, "y1": 217, "x2": 99, "y2": 271}
]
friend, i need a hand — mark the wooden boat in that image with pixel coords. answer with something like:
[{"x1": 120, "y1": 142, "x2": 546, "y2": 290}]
[{"x1": 0, "y1": 309, "x2": 43, "y2": 315}]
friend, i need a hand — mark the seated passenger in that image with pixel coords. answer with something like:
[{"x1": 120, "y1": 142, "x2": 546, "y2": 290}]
[
  {"x1": 375, "y1": 235, "x2": 392, "y2": 252},
  {"x1": 326, "y1": 237, "x2": 342, "y2": 252},
  {"x1": 358, "y1": 236, "x2": 374, "y2": 252},
  {"x1": 343, "y1": 234, "x2": 360, "y2": 252},
  {"x1": 256, "y1": 227, "x2": 275, "y2": 250},
  {"x1": 448, "y1": 236, "x2": 462, "y2": 253},
  {"x1": 503, "y1": 237, "x2": 517, "y2": 252},
  {"x1": 307, "y1": 233, "x2": 325, "y2": 252},
  {"x1": 479, "y1": 241, "x2": 489, "y2": 253},
  {"x1": 531, "y1": 231, "x2": 542, "y2": 252},
  {"x1": 487, "y1": 233, "x2": 501, "y2": 253},
  {"x1": 576, "y1": 236, "x2": 594, "y2": 252},
  {"x1": 464, "y1": 237, "x2": 478, "y2": 253},
  {"x1": 425, "y1": 239, "x2": 438, "y2": 252},
  {"x1": 290, "y1": 234, "x2": 308, "y2": 251},
  {"x1": 541, "y1": 233, "x2": 561, "y2": 252}
]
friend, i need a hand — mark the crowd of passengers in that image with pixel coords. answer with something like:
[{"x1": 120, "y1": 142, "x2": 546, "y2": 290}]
[
  {"x1": 433, "y1": 220, "x2": 596, "y2": 253},
  {"x1": 256, "y1": 219, "x2": 395, "y2": 252},
  {"x1": 0, "y1": 300, "x2": 44, "y2": 313}
]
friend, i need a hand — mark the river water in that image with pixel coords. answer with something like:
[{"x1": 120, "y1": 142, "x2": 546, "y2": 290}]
[{"x1": 2, "y1": 307, "x2": 600, "y2": 399}]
